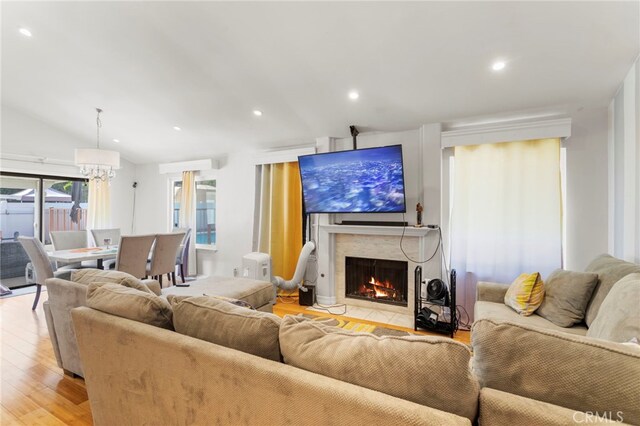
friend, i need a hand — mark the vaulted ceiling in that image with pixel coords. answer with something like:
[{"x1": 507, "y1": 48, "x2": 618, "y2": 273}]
[{"x1": 2, "y1": 1, "x2": 638, "y2": 163}]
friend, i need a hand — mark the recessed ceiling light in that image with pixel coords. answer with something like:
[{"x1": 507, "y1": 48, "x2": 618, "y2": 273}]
[
  {"x1": 348, "y1": 91, "x2": 359, "y2": 100},
  {"x1": 173, "y1": 126, "x2": 181, "y2": 131},
  {"x1": 492, "y1": 61, "x2": 506, "y2": 71},
  {"x1": 253, "y1": 110, "x2": 263, "y2": 116},
  {"x1": 19, "y1": 28, "x2": 32, "y2": 37},
  {"x1": 113, "y1": 139, "x2": 120, "y2": 143}
]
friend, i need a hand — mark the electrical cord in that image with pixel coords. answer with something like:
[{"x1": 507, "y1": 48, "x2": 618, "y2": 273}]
[{"x1": 399, "y1": 213, "x2": 442, "y2": 264}]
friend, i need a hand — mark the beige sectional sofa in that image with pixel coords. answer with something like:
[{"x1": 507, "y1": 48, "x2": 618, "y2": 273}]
[
  {"x1": 52, "y1": 254, "x2": 639, "y2": 425},
  {"x1": 44, "y1": 269, "x2": 274, "y2": 377},
  {"x1": 71, "y1": 307, "x2": 471, "y2": 426},
  {"x1": 474, "y1": 254, "x2": 640, "y2": 336},
  {"x1": 67, "y1": 256, "x2": 640, "y2": 425},
  {"x1": 473, "y1": 254, "x2": 640, "y2": 425}
]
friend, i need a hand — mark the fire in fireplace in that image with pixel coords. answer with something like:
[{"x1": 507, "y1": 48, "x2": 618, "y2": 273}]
[{"x1": 345, "y1": 256, "x2": 408, "y2": 306}]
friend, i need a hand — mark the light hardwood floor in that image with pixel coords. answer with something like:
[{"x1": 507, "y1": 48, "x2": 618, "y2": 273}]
[
  {"x1": 0, "y1": 290, "x2": 470, "y2": 425},
  {"x1": 1, "y1": 292, "x2": 92, "y2": 425}
]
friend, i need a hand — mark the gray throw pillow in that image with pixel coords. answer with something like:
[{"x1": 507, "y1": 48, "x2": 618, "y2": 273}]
[
  {"x1": 536, "y1": 269, "x2": 598, "y2": 327},
  {"x1": 587, "y1": 273, "x2": 640, "y2": 343}
]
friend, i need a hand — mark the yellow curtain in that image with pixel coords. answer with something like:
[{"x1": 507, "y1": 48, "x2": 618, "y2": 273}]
[
  {"x1": 258, "y1": 162, "x2": 303, "y2": 280},
  {"x1": 450, "y1": 138, "x2": 563, "y2": 320},
  {"x1": 179, "y1": 171, "x2": 196, "y2": 276},
  {"x1": 87, "y1": 178, "x2": 111, "y2": 229}
]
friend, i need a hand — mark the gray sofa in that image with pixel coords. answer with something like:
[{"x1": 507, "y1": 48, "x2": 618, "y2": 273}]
[{"x1": 44, "y1": 269, "x2": 274, "y2": 377}]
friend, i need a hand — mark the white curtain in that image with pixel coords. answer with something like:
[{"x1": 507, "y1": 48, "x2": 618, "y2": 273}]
[
  {"x1": 450, "y1": 138, "x2": 562, "y2": 320},
  {"x1": 179, "y1": 170, "x2": 197, "y2": 276},
  {"x1": 87, "y1": 179, "x2": 111, "y2": 229}
]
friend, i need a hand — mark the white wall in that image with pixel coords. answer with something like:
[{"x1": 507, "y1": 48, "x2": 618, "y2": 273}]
[
  {"x1": 608, "y1": 57, "x2": 640, "y2": 264},
  {"x1": 564, "y1": 108, "x2": 610, "y2": 270},
  {"x1": 1, "y1": 106, "x2": 138, "y2": 234}
]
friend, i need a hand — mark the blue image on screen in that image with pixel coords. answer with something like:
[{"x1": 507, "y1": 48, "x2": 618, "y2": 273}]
[{"x1": 298, "y1": 145, "x2": 407, "y2": 213}]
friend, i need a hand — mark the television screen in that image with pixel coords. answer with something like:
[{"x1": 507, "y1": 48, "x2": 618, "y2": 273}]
[{"x1": 298, "y1": 145, "x2": 407, "y2": 214}]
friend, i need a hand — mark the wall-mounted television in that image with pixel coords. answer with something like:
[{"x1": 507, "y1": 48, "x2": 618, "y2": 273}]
[{"x1": 298, "y1": 145, "x2": 407, "y2": 214}]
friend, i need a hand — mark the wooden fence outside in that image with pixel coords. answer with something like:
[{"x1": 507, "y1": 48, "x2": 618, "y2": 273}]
[{"x1": 46, "y1": 207, "x2": 87, "y2": 233}]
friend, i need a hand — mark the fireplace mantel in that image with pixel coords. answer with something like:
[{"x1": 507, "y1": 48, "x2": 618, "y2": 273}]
[
  {"x1": 315, "y1": 223, "x2": 441, "y2": 308},
  {"x1": 320, "y1": 224, "x2": 435, "y2": 237}
]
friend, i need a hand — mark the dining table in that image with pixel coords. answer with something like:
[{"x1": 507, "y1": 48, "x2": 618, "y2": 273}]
[{"x1": 48, "y1": 246, "x2": 118, "y2": 270}]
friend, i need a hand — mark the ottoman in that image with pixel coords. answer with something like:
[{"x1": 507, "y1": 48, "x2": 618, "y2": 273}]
[{"x1": 162, "y1": 276, "x2": 275, "y2": 312}]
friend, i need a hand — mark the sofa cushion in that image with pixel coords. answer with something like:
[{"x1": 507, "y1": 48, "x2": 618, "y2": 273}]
[
  {"x1": 474, "y1": 301, "x2": 588, "y2": 335},
  {"x1": 171, "y1": 296, "x2": 281, "y2": 361},
  {"x1": 86, "y1": 282, "x2": 173, "y2": 330},
  {"x1": 472, "y1": 319, "x2": 640, "y2": 425},
  {"x1": 279, "y1": 315, "x2": 479, "y2": 421},
  {"x1": 72, "y1": 268, "x2": 155, "y2": 295},
  {"x1": 503, "y1": 272, "x2": 544, "y2": 316},
  {"x1": 536, "y1": 269, "x2": 598, "y2": 327},
  {"x1": 587, "y1": 273, "x2": 640, "y2": 343},
  {"x1": 162, "y1": 276, "x2": 274, "y2": 308},
  {"x1": 584, "y1": 254, "x2": 640, "y2": 327},
  {"x1": 167, "y1": 293, "x2": 255, "y2": 310}
]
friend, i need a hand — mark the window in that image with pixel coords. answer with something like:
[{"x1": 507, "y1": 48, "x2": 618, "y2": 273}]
[
  {"x1": 196, "y1": 180, "x2": 216, "y2": 246},
  {"x1": 171, "y1": 177, "x2": 216, "y2": 248}
]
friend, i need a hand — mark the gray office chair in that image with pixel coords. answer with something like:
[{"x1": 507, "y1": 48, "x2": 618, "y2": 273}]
[{"x1": 17, "y1": 236, "x2": 73, "y2": 310}]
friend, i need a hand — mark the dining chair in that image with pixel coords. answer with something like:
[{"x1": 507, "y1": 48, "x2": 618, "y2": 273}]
[
  {"x1": 91, "y1": 228, "x2": 121, "y2": 247},
  {"x1": 147, "y1": 232, "x2": 185, "y2": 288},
  {"x1": 90, "y1": 228, "x2": 121, "y2": 269},
  {"x1": 50, "y1": 230, "x2": 96, "y2": 269},
  {"x1": 115, "y1": 235, "x2": 156, "y2": 279},
  {"x1": 18, "y1": 236, "x2": 73, "y2": 310},
  {"x1": 173, "y1": 228, "x2": 192, "y2": 283}
]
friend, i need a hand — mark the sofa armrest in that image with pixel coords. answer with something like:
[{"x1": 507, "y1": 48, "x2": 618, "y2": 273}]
[
  {"x1": 141, "y1": 279, "x2": 162, "y2": 296},
  {"x1": 472, "y1": 319, "x2": 640, "y2": 425},
  {"x1": 476, "y1": 281, "x2": 509, "y2": 303},
  {"x1": 43, "y1": 301, "x2": 63, "y2": 369},
  {"x1": 479, "y1": 388, "x2": 633, "y2": 426},
  {"x1": 44, "y1": 278, "x2": 89, "y2": 377}
]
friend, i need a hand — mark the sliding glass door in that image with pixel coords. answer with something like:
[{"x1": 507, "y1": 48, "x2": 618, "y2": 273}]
[
  {"x1": 0, "y1": 175, "x2": 41, "y2": 288},
  {"x1": 0, "y1": 172, "x2": 87, "y2": 288}
]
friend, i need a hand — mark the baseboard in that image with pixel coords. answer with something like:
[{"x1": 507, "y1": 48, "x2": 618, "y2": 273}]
[{"x1": 315, "y1": 295, "x2": 336, "y2": 305}]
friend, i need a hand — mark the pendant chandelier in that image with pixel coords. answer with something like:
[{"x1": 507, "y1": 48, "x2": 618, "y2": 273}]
[{"x1": 75, "y1": 108, "x2": 120, "y2": 181}]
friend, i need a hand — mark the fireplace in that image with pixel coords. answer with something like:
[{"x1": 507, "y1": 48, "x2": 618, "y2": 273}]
[{"x1": 345, "y1": 256, "x2": 408, "y2": 306}]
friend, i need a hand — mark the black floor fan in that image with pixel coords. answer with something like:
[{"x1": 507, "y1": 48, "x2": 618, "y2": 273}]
[{"x1": 414, "y1": 267, "x2": 457, "y2": 337}]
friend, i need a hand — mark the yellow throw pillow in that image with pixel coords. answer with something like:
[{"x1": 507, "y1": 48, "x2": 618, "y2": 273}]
[{"x1": 504, "y1": 272, "x2": 545, "y2": 316}]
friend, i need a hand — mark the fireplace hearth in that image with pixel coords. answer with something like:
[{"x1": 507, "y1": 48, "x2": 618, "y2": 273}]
[{"x1": 345, "y1": 256, "x2": 408, "y2": 306}]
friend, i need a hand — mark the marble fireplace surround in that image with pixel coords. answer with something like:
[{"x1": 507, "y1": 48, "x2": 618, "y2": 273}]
[{"x1": 316, "y1": 224, "x2": 440, "y2": 318}]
